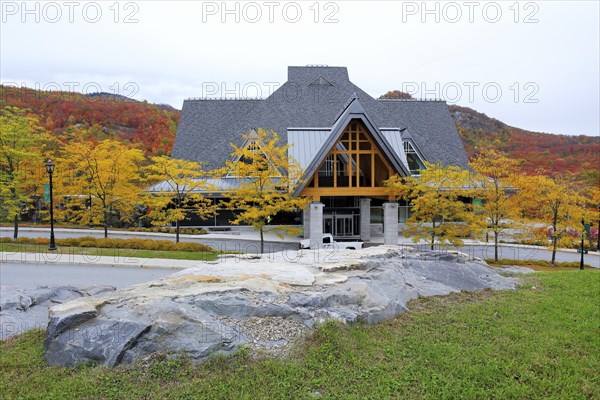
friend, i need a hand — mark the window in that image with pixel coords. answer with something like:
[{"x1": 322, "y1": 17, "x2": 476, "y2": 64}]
[
  {"x1": 403, "y1": 141, "x2": 426, "y2": 176},
  {"x1": 319, "y1": 154, "x2": 342, "y2": 177},
  {"x1": 314, "y1": 120, "x2": 393, "y2": 188},
  {"x1": 227, "y1": 139, "x2": 279, "y2": 177}
]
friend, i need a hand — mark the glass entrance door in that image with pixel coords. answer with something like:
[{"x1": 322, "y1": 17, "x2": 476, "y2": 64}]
[
  {"x1": 334, "y1": 214, "x2": 354, "y2": 237},
  {"x1": 324, "y1": 216, "x2": 334, "y2": 235}
]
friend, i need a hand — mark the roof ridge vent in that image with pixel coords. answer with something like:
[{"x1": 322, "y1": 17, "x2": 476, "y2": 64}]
[
  {"x1": 306, "y1": 64, "x2": 329, "y2": 67},
  {"x1": 186, "y1": 97, "x2": 264, "y2": 101},
  {"x1": 379, "y1": 98, "x2": 443, "y2": 102}
]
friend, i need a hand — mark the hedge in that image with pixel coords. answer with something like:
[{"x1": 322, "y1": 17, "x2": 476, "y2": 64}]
[
  {"x1": 487, "y1": 258, "x2": 593, "y2": 269},
  {"x1": 2, "y1": 236, "x2": 213, "y2": 252},
  {"x1": 127, "y1": 227, "x2": 208, "y2": 235}
]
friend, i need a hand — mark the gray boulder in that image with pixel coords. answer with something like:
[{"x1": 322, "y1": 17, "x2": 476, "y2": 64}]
[
  {"x1": 0, "y1": 285, "x2": 115, "y2": 340},
  {"x1": 42, "y1": 247, "x2": 518, "y2": 367}
]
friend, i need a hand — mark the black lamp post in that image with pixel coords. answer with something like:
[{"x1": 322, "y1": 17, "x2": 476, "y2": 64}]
[
  {"x1": 580, "y1": 217, "x2": 585, "y2": 270},
  {"x1": 46, "y1": 159, "x2": 57, "y2": 251}
]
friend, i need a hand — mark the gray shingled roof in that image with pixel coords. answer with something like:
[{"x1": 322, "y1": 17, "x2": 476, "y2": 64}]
[{"x1": 171, "y1": 66, "x2": 469, "y2": 171}]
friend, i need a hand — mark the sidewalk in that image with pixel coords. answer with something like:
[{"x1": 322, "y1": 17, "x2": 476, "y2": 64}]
[
  {"x1": 389, "y1": 236, "x2": 600, "y2": 257},
  {"x1": 1, "y1": 251, "x2": 199, "y2": 270},
  {"x1": 0, "y1": 226, "x2": 300, "y2": 243},
  {"x1": 2, "y1": 226, "x2": 598, "y2": 259}
]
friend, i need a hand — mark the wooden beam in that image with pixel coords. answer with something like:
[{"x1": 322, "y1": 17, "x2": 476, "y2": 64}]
[{"x1": 301, "y1": 187, "x2": 390, "y2": 197}]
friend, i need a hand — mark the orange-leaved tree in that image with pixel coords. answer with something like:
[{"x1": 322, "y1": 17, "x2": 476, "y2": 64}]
[{"x1": 517, "y1": 174, "x2": 585, "y2": 265}]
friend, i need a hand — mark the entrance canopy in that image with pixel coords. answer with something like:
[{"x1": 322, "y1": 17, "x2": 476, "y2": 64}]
[{"x1": 293, "y1": 97, "x2": 410, "y2": 200}]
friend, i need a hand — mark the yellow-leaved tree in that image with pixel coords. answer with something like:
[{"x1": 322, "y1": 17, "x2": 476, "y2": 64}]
[
  {"x1": 143, "y1": 156, "x2": 217, "y2": 243},
  {"x1": 0, "y1": 107, "x2": 46, "y2": 238},
  {"x1": 584, "y1": 187, "x2": 600, "y2": 250},
  {"x1": 518, "y1": 174, "x2": 585, "y2": 265},
  {"x1": 386, "y1": 162, "x2": 480, "y2": 250},
  {"x1": 220, "y1": 128, "x2": 309, "y2": 254},
  {"x1": 470, "y1": 148, "x2": 523, "y2": 261},
  {"x1": 57, "y1": 139, "x2": 145, "y2": 238}
]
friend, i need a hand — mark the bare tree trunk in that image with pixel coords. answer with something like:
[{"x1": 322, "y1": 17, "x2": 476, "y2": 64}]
[
  {"x1": 494, "y1": 231, "x2": 499, "y2": 262},
  {"x1": 104, "y1": 210, "x2": 109, "y2": 238},
  {"x1": 176, "y1": 220, "x2": 180, "y2": 243},
  {"x1": 13, "y1": 214, "x2": 18, "y2": 239},
  {"x1": 260, "y1": 226, "x2": 264, "y2": 254},
  {"x1": 551, "y1": 212, "x2": 558, "y2": 266}
]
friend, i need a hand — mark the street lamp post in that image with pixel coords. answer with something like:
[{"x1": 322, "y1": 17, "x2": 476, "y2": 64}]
[
  {"x1": 580, "y1": 217, "x2": 585, "y2": 270},
  {"x1": 46, "y1": 159, "x2": 57, "y2": 251}
]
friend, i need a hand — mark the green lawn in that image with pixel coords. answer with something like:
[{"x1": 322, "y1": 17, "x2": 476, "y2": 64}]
[
  {"x1": 0, "y1": 243, "x2": 218, "y2": 261},
  {"x1": 1, "y1": 271, "x2": 598, "y2": 399}
]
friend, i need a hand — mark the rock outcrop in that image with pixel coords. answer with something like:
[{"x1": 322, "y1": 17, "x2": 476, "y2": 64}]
[
  {"x1": 41, "y1": 247, "x2": 517, "y2": 367},
  {"x1": 0, "y1": 285, "x2": 116, "y2": 340}
]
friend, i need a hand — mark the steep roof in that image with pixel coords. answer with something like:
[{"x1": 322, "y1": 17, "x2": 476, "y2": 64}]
[
  {"x1": 171, "y1": 66, "x2": 469, "y2": 170},
  {"x1": 292, "y1": 97, "x2": 410, "y2": 197}
]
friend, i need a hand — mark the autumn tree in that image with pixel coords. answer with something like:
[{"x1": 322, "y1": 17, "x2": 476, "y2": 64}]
[
  {"x1": 578, "y1": 185, "x2": 600, "y2": 251},
  {"x1": 378, "y1": 90, "x2": 414, "y2": 100},
  {"x1": 470, "y1": 149, "x2": 523, "y2": 261},
  {"x1": 143, "y1": 156, "x2": 217, "y2": 243},
  {"x1": 518, "y1": 174, "x2": 585, "y2": 265},
  {"x1": 590, "y1": 187, "x2": 600, "y2": 250},
  {"x1": 57, "y1": 139, "x2": 145, "y2": 238},
  {"x1": 220, "y1": 128, "x2": 309, "y2": 254},
  {"x1": 386, "y1": 162, "x2": 480, "y2": 250},
  {"x1": 0, "y1": 107, "x2": 45, "y2": 238}
]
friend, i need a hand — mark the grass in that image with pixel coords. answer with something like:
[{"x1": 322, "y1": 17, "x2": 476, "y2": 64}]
[
  {"x1": 1, "y1": 271, "x2": 599, "y2": 399},
  {"x1": 0, "y1": 242, "x2": 219, "y2": 261},
  {"x1": 1, "y1": 222, "x2": 208, "y2": 235},
  {"x1": 486, "y1": 258, "x2": 596, "y2": 272}
]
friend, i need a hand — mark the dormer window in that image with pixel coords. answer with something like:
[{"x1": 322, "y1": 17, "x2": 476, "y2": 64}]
[
  {"x1": 403, "y1": 141, "x2": 426, "y2": 176},
  {"x1": 239, "y1": 140, "x2": 261, "y2": 164},
  {"x1": 227, "y1": 137, "x2": 281, "y2": 177}
]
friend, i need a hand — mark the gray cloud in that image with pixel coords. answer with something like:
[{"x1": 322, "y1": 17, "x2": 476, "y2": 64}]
[{"x1": 1, "y1": 1, "x2": 598, "y2": 135}]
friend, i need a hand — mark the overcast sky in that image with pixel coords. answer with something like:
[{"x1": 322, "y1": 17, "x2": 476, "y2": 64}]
[{"x1": 1, "y1": 1, "x2": 598, "y2": 136}]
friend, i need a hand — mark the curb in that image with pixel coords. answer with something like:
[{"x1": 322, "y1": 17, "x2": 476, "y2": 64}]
[{"x1": 0, "y1": 253, "x2": 191, "y2": 270}]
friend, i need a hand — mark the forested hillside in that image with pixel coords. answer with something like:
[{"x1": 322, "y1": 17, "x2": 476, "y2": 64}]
[
  {"x1": 380, "y1": 91, "x2": 599, "y2": 185},
  {"x1": 449, "y1": 105, "x2": 599, "y2": 178},
  {"x1": 0, "y1": 86, "x2": 179, "y2": 155},
  {"x1": 1, "y1": 86, "x2": 597, "y2": 185}
]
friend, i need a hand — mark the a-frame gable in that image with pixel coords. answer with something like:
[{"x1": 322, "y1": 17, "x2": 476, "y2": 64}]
[{"x1": 293, "y1": 97, "x2": 409, "y2": 197}]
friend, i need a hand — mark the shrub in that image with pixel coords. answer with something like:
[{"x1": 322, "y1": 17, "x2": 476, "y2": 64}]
[
  {"x1": 487, "y1": 258, "x2": 593, "y2": 269},
  {"x1": 173, "y1": 242, "x2": 212, "y2": 252},
  {"x1": 2, "y1": 236, "x2": 214, "y2": 252},
  {"x1": 126, "y1": 227, "x2": 208, "y2": 235}
]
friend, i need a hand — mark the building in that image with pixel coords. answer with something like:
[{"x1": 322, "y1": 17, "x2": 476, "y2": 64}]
[{"x1": 167, "y1": 65, "x2": 469, "y2": 245}]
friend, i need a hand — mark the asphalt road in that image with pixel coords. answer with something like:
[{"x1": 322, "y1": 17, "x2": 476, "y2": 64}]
[
  {"x1": 2, "y1": 227, "x2": 598, "y2": 266},
  {"x1": 1, "y1": 228, "x2": 294, "y2": 254},
  {"x1": 405, "y1": 243, "x2": 599, "y2": 266},
  {"x1": 0, "y1": 262, "x2": 176, "y2": 290}
]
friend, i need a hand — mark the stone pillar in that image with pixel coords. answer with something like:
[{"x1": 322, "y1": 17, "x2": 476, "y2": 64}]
[
  {"x1": 359, "y1": 198, "x2": 371, "y2": 242},
  {"x1": 308, "y1": 202, "x2": 324, "y2": 249},
  {"x1": 383, "y1": 202, "x2": 398, "y2": 246},
  {"x1": 303, "y1": 205, "x2": 311, "y2": 238}
]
